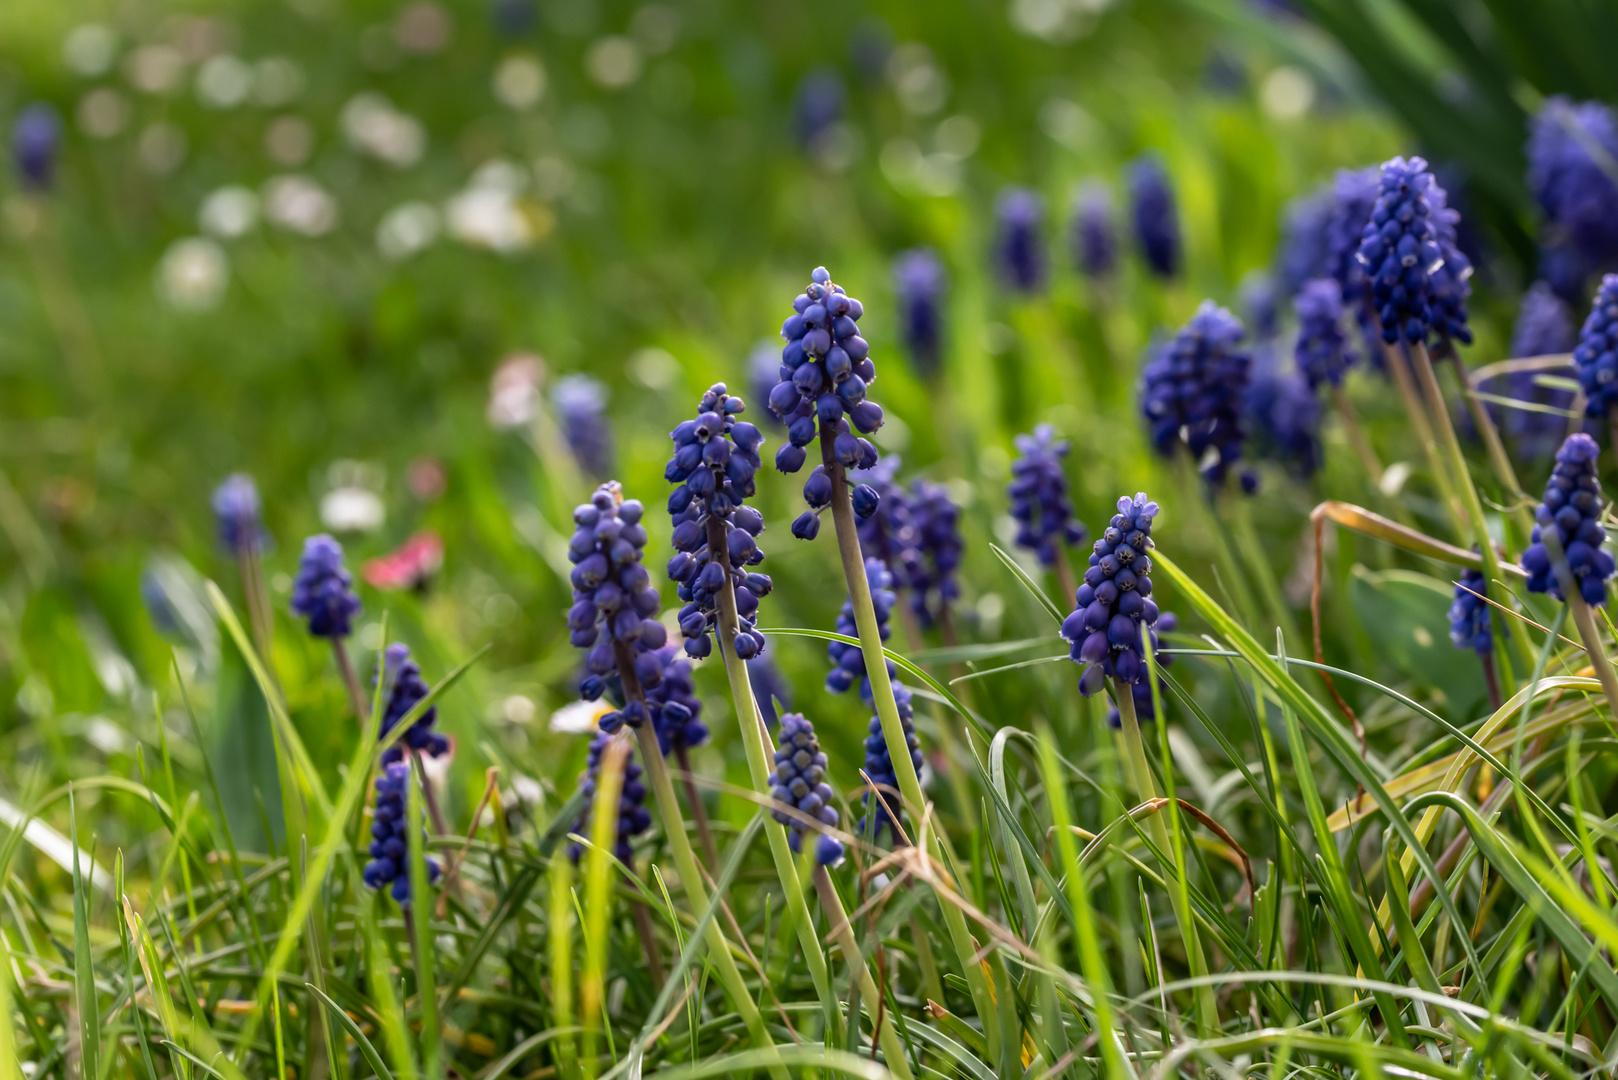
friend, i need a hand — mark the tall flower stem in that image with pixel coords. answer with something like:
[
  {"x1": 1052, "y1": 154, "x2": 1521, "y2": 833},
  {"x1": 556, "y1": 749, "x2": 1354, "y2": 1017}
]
[
  {"x1": 811, "y1": 865, "x2": 919, "y2": 1077},
  {"x1": 702, "y1": 521, "x2": 915, "y2": 1074},
  {"x1": 608, "y1": 642, "x2": 785, "y2": 1072},
  {"x1": 673, "y1": 744, "x2": 720, "y2": 870},
  {"x1": 1405, "y1": 340, "x2": 1521, "y2": 686},
  {"x1": 332, "y1": 638, "x2": 369, "y2": 725},
  {"x1": 409, "y1": 748, "x2": 449, "y2": 839},
  {"x1": 1539, "y1": 530, "x2": 1618, "y2": 720},
  {"x1": 1330, "y1": 385, "x2": 1385, "y2": 487},
  {"x1": 1112, "y1": 681, "x2": 1217, "y2": 1036},
  {"x1": 1053, "y1": 551, "x2": 1078, "y2": 605},
  {"x1": 1380, "y1": 340, "x2": 1465, "y2": 532},
  {"x1": 1452, "y1": 367, "x2": 1535, "y2": 549},
  {"x1": 237, "y1": 547, "x2": 277, "y2": 675},
  {"x1": 819, "y1": 432, "x2": 1001, "y2": 1060}
]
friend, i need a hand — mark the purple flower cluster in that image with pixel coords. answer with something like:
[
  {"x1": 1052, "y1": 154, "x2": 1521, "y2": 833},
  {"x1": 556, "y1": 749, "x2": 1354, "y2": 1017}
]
[
  {"x1": 1108, "y1": 611, "x2": 1177, "y2": 726},
  {"x1": 1293, "y1": 278, "x2": 1354, "y2": 390},
  {"x1": 1527, "y1": 97, "x2": 1618, "y2": 303},
  {"x1": 377, "y1": 643, "x2": 446, "y2": 765},
  {"x1": 1505, "y1": 282, "x2": 1578, "y2": 460},
  {"x1": 1128, "y1": 155, "x2": 1181, "y2": 279},
  {"x1": 768, "y1": 268, "x2": 884, "y2": 538},
  {"x1": 1008, "y1": 425, "x2": 1087, "y2": 567},
  {"x1": 995, "y1": 188, "x2": 1046, "y2": 293},
  {"x1": 1574, "y1": 275, "x2": 1618, "y2": 420},
  {"x1": 1241, "y1": 273, "x2": 1281, "y2": 342},
  {"x1": 1245, "y1": 351, "x2": 1320, "y2": 479},
  {"x1": 769, "y1": 713, "x2": 845, "y2": 866},
  {"x1": 645, "y1": 645, "x2": 708, "y2": 756},
  {"x1": 893, "y1": 248, "x2": 946, "y2": 378},
  {"x1": 567, "y1": 732, "x2": 652, "y2": 864},
  {"x1": 568, "y1": 484, "x2": 668, "y2": 732},
  {"x1": 12, "y1": 103, "x2": 59, "y2": 191},
  {"x1": 290, "y1": 535, "x2": 362, "y2": 639},
  {"x1": 667, "y1": 384, "x2": 772, "y2": 660},
  {"x1": 1326, "y1": 167, "x2": 1381, "y2": 302},
  {"x1": 793, "y1": 69, "x2": 845, "y2": 151},
  {"x1": 1447, "y1": 566, "x2": 1491, "y2": 655},
  {"x1": 1522, "y1": 434, "x2": 1614, "y2": 605},
  {"x1": 1356, "y1": 156, "x2": 1447, "y2": 345},
  {"x1": 1140, "y1": 301, "x2": 1253, "y2": 486},
  {"x1": 363, "y1": 762, "x2": 441, "y2": 905},
  {"x1": 1426, "y1": 181, "x2": 1473, "y2": 347},
  {"x1": 907, "y1": 478, "x2": 963, "y2": 626},
  {"x1": 212, "y1": 473, "x2": 264, "y2": 554},
  {"x1": 552, "y1": 373, "x2": 614, "y2": 478},
  {"x1": 1276, "y1": 185, "x2": 1335, "y2": 295},
  {"x1": 1071, "y1": 181, "x2": 1117, "y2": 280},
  {"x1": 1061, "y1": 493, "x2": 1164, "y2": 697},
  {"x1": 827, "y1": 557, "x2": 898, "y2": 699},
  {"x1": 859, "y1": 683, "x2": 921, "y2": 840}
]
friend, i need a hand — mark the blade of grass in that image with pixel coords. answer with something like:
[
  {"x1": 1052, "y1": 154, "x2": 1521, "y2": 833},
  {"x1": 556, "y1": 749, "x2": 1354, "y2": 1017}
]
[
  {"x1": 307, "y1": 982, "x2": 396, "y2": 1080},
  {"x1": 69, "y1": 787, "x2": 102, "y2": 1080}
]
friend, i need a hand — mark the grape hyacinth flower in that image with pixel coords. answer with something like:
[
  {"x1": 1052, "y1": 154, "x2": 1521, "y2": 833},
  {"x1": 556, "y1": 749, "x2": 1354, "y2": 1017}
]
[
  {"x1": 1294, "y1": 278, "x2": 1354, "y2": 390},
  {"x1": 363, "y1": 761, "x2": 441, "y2": 905},
  {"x1": 12, "y1": 103, "x2": 60, "y2": 191},
  {"x1": 1357, "y1": 157, "x2": 1446, "y2": 345},
  {"x1": 212, "y1": 474, "x2": 264, "y2": 554},
  {"x1": 1426, "y1": 180, "x2": 1474, "y2": 349},
  {"x1": 749, "y1": 340, "x2": 783, "y2": 425},
  {"x1": 1326, "y1": 167, "x2": 1381, "y2": 301},
  {"x1": 907, "y1": 478, "x2": 963, "y2": 626},
  {"x1": 1505, "y1": 282, "x2": 1578, "y2": 461},
  {"x1": 892, "y1": 248, "x2": 946, "y2": 378},
  {"x1": 290, "y1": 535, "x2": 362, "y2": 638},
  {"x1": 767, "y1": 268, "x2": 884, "y2": 538},
  {"x1": 769, "y1": 713, "x2": 844, "y2": 866},
  {"x1": 666, "y1": 383, "x2": 772, "y2": 660},
  {"x1": 859, "y1": 683, "x2": 922, "y2": 839},
  {"x1": 552, "y1": 373, "x2": 614, "y2": 478},
  {"x1": 1245, "y1": 351, "x2": 1321, "y2": 479},
  {"x1": 1522, "y1": 433, "x2": 1614, "y2": 606},
  {"x1": 1139, "y1": 301, "x2": 1253, "y2": 486},
  {"x1": 1108, "y1": 612, "x2": 1177, "y2": 726},
  {"x1": 1008, "y1": 425, "x2": 1087, "y2": 567},
  {"x1": 568, "y1": 483, "x2": 669, "y2": 732},
  {"x1": 567, "y1": 731, "x2": 652, "y2": 864},
  {"x1": 1573, "y1": 274, "x2": 1618, "y2": 422},
  {"x1": 1448, "y1": 566, "x2": 1491, "y2": 655},
  {"x1": 376, "y1": 643, "x2": 447, "y2": 765},
  {"x1": 1128, "y1": 155, "x2": 1181, "y2": 279},
  {"x1": 994, "y1": 188, "x2": 1046, "y2": 293},
  {"x1": 1527, "y1": 97, "x2": 1618, "y2": 303},
  {"x1": 1276, "y1": 184, "x2": 1335, "y2": 294},
  {"x1": 645, "y1": 644, "x2": 708, "y2": 756},
  {"x1": 1060, "y1": 493, "x2": 1164, "y2": 697},
  {"x1": 793, "y1": 68, "x2": 845, "y2": 151},
  {"x1": 827, "y1": 557, "x2": 898, "y2": 699},
  {"x1": 1071, "y1": 181, "x2": 1117, "y2": 280},
  {"x1": 1241, "y1": 272, "x2": 1281, "y2": 342}
]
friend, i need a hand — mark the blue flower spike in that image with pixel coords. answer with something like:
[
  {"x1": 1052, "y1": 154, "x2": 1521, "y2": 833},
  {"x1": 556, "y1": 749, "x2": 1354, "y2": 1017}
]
[
  {"x1": 769, "y1": 713, "x2": 844, "y2": 867},
  {"x1": 1061, "y1": 493, "x2": 1164, "y2": 698},
  {"x1": 363, "y1": 761, "x2": 442, "y2": 906},
  {"x1": 1521, "y1": 433, "x2": 1614, "y2": 607},
  {"x1": 290, "y1": 534, "x2": 362, "y2": 639},
  {"x1": 566, "y1": 731, "x2": 652, "y2": 865}
]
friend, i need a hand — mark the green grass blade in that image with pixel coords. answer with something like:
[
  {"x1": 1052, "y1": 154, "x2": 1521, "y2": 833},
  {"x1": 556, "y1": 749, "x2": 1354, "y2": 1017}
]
[
  {"x1": 988, "y1": 543, "x2": 1065, "y2": 625},
  {"x1": 69, "y1": 787, "x2": 102, "y2": 1080},
  {"x1": 307, "y1": 981, "x2": 396, "y2": 1080}
]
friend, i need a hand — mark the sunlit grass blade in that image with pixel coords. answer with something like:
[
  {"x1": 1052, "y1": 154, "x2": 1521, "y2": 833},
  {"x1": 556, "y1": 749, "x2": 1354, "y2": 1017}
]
[{"x1": 989, "y1": 543, "x2": 1065, "y2": 625}]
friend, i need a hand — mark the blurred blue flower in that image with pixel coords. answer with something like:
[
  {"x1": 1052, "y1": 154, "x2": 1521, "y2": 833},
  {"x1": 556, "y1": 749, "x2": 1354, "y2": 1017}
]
[
  {"x1": 552, "y1": 373, "x2": 614, "y2": 478},
  {"x1": 567, "y1": 731, "x2": 652, "y2": 864},
  {"x1": 1575, "y1": 274, "x2": 1618, "y2": 421},
  {"x1": 1070, "y1": 181, "x2": 1117, "y2": 280},
  {"x1": 858, "y1": 682, "x2": 921, "y2": 840},
  {"x1": 1140, "y1": 301, "x2": 1252, "y2": 486},
  {"x1": 290, "y1": 534, "x2": 362, "y2": 639},
  {"x1": 793, "y1": 69, "x2": 844, "y2": 150},
  {"x1": 907, "y1": 478, "x2": 963, "y2": 627},
  {"x1": 12, "y1": 103, "x2": 60, "y2": 191},
  {"x1": 826, "y1": 557, "x2": 897, "y2": 700},
  {"x1": 1008, "y1": 424, "x2": 1086, "y2": 567},
  {"x1": 363, "y1": 761, "x2": 441, "y2": 905},
  {"x1": 1128, "y1": 155, "x2": 1180, "y2": 279},
  {"x1": 376, "y1": 642, "x2": 446, "y2": 765},
  {"x1": 1505, "y1": 282, "x2": 1577, "y2": 461},
  {"x1": 1448, "y1": 565, "x2": 1491, "y2": 656},
  {"x1": 1244, "y1": 348, "x2": 1320, "y2": 479},
  {"x1": 1294, "y1": 278, "x2": 1353, "y2": 390},
  {"x1": 994, "y1": 187, "x2": 1046, "y2": 293},
  {"x1": 892, "y1": 247, "x2": 945, "y2": 378},
  {"x1": 212, "y1": 473, "x2": 264, "y2": 555},
  {"x1": 1528, "y1": 97, "x2": 1618, "y2": 303},
  {"x1": 646, "y1": 644, "x2": 708, "y2": 755}
]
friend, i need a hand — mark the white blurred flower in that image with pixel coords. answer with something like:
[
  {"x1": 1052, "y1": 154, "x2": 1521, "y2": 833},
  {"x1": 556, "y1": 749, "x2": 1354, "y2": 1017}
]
[
  {"x1": 1010, "y1": 0, "x2": 1112, "y2": 42},
  {"x1": 196, "y1": 54, "x2": 252, "y2": 108},
  {"x1": 137, "y1": 123, "x2": 187, "y2": 174},
  {"x1": 126, "y1": 44, "x2": 186, "y2": 95},
  {"x1": 253, "y1": 57, "x2": 305, "y2": 106},
  {"x1": 629, "y1": 5, "x2": 680, "y2": 54},
  {"x1": 1260, "y1": 66, "x2": 1315, "y2": 120},
  {"x1": 320, "y1": 487, "x2": 386, "y2": 533},
  {"x1": 887, "y1": 44, "x2": 947, "y2": 116},
  {"x1": 549, "y1": 698, "x2": 611, "y2": 734},
  {"x1": 157, "y1": 237, "x2": 228, "y2": 311},
  {"x1": 487, "y1": 353, "x2": 542, "y2": 428},
  {"x1": 263, "y1": 174, "x2": 338, "y2": 236},
  {"x1": 341, "y1": 93, "x2": 426, "y2": 168},
  {"x1": 585, "y1": 36, "x2": 641, "y2": 89},
  {"x1": 77, "y1": 89, "x2": 128, "y2": 138},
  {"x1": 199, "y1": 186, "x2": 259, "y2": 238},
  {"x1": 493, "y1": 55, "x2": 546, "y2": 109},
  {"x1": 446, "y1": 163, "x2": 535, "y2": 252},
  {"x1": 63, "y1": 24, "x2": 118, "y2": 77},
  {"x1": 376, "y1": 201, "x2": 440, "y2": 259},
  {"x1": 265, "y1": 116, "x2": 314, "y2": 166}
]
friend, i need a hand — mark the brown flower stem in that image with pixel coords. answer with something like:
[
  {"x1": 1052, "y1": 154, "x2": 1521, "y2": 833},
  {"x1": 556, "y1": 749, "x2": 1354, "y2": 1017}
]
[
  {"x1": 410, "y1": 748, "x2": 449, "y2": 838},
  {"x1": 237, "y1": 546, "x2": 278, "y2": 678},
  {"x1": 332, "y1": 637, "x2": 370, "y2": 723},
  {"x1": 674, "y1": 742, "x2": 720, "y2": 871},
  {"x1": 628, "y1": 892, "x2": 667, "y2": 991},
  {"x1": 1381, "y1": 339, "x2": 1466, "y2": 534},
  {"x1": 819, "y1": 422, "x2": 1001, "y2": 1060},
  {"x1": 1053, "y1": 550, "x2": 1078, "y2": 606},
  {"x1": 1452, "y1": 364, "x2": 1535, "y2": 550}
]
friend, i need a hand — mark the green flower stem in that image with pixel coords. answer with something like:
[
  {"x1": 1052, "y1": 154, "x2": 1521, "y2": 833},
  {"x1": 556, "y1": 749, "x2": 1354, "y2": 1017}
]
[
  {"x1": 1112, "y1": 680, "x2": 1217, "y2": 1036},
  {"x1": 1452, "y1": 366, "x2": 1535, "y2": 549},
  {"x1": 610, "y1": 641, "x2": 786, "y2": 1071},
  {"x1": 1380, "y1": 340, "x2": 1466, "y2": 534},
  {"x1": 238, "y1": 546, "x2": 277, "y2": 678},
  {"x1": 703, "y1": 566, "x2": 913, "y2": 1074},
  {"x1": 332, "y1": 637, "x2": 369, "y2": 725},
  {"x1": 1536, "y1": 529, "x2": 1618, "y2": 720},
  {"x1": 820, "y1": 434, "x2": 1002, "y2": 1061},
  {"x1": 1406, "y1": 340, "x2": 1521, "y2": 687},
  {"x1": 811, "y1": 866, "x2": 918, "y2": 1080},
  {"x1": 672, "y1": 743, "x2": 720, "y2": 871},
  {"x1": 1329, "y1": 384, "x2": 1385, "y2": 487}
]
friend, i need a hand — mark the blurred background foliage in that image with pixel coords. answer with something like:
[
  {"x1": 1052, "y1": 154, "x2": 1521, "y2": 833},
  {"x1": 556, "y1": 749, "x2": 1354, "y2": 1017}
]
[{"x1": 0, "y1": 0, "x2": 1606, "y2": 856}]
